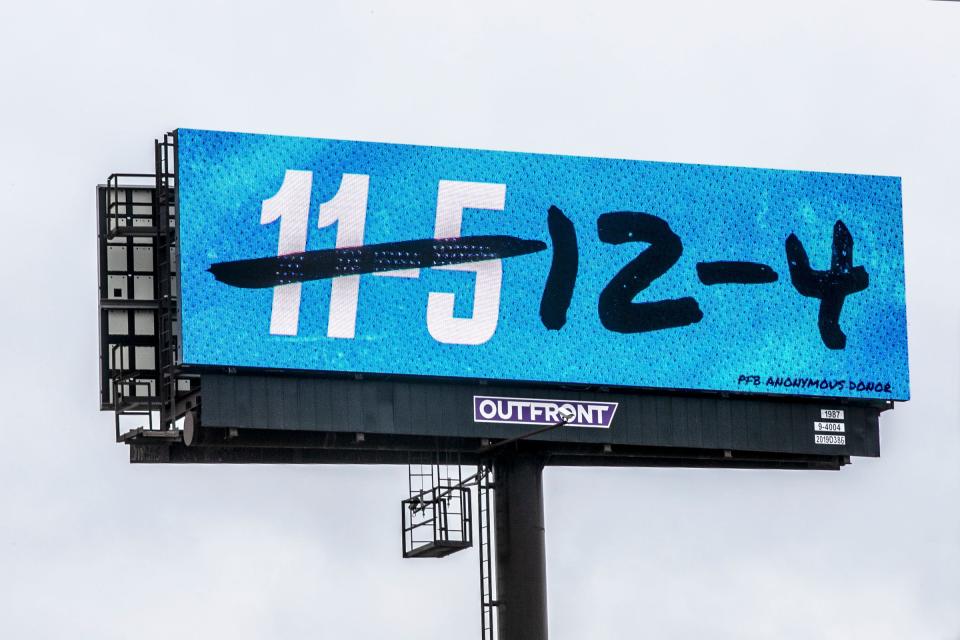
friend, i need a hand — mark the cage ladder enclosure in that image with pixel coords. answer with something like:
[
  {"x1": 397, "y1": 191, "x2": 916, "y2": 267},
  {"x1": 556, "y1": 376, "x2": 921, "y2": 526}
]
[
  {"x1": 402, "y1": 452, "x2": 473, "y2": 558},
  {"x1": 98, "y1": 132, "x2": 199, "y2": 441}
]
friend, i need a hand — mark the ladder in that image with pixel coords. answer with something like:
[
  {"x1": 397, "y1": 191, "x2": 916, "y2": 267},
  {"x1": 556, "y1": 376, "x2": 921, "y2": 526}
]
[
  {"x1": 154, "y1": 134, "x2": 178, "y2": 430},
  {"x1": 478, "y1": 464, "x2": 498, "y2": 640}
]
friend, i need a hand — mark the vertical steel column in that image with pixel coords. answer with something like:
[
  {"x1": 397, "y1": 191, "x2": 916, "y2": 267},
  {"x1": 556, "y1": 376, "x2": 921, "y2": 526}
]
[{"x1": 493, "y1": 453, "x2": 548, "y2": 640}]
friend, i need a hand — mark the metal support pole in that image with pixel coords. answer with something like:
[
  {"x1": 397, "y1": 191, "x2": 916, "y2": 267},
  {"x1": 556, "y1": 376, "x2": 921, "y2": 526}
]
[{"x1": 493, "y1": 453, "x2": 548, "y2": 640}]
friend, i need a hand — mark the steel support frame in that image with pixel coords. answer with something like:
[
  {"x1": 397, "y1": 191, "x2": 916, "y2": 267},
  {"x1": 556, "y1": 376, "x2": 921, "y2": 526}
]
[{"x1": 492, "y1": 453, "x2": 548, "y2": 640}]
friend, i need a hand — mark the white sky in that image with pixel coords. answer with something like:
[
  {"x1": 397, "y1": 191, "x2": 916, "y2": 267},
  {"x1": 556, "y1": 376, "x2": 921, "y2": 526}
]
[{"x1": 0, "y1": 0, "x2": 958, "y2": 638}]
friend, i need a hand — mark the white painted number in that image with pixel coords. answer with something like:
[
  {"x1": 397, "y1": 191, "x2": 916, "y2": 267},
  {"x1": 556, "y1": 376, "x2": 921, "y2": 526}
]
[
  {"x1": 427, "y1": 180, "x2": 506, "y2": 345},
  {"x1": 261, "y1": 174, "x2": 506, "y2": 344},
  {"x1": 261, "y1": 170, "x2": 312, "y2": 336},
  {"x1": 317, "y1": 174, "x2": 370, "y2": 338}
]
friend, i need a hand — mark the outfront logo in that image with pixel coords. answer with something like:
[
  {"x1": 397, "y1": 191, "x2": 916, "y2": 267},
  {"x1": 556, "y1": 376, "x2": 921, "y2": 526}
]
[{"x1": 473, "y1": 395, "x2": 618, "y2": 429}]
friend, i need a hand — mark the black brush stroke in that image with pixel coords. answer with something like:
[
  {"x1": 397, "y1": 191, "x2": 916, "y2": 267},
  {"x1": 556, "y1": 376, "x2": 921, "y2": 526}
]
[
  {"x1": 539, "y1": 205, "x2": 579, "y2": 330},
  {"x1": 786, "y1": 220, "x2": 868, "y2": 350},
  {"x1": 696, "y1": 261, "x2": 779, "y2": 285},
  {"x1": 208, "y1": 235, "x2": 547, "y2": 289},
  {"x1": 597, "y1": 211, "x2": 703, "y2": 333}
]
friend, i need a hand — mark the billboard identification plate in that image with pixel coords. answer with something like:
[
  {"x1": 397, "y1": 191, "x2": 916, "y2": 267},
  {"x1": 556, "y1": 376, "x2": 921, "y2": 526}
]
[
  {"x1": 814, "y1": 421, "x2": 845, "y2": 433},
  {"x1": 177, "y1": 129, "x2": 909, "y2": 400}
]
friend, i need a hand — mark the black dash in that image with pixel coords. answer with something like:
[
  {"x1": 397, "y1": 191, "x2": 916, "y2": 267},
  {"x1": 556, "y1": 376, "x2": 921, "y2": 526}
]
[{"x1": 696, "y1": 261, "x2": 779, "y2": 285}]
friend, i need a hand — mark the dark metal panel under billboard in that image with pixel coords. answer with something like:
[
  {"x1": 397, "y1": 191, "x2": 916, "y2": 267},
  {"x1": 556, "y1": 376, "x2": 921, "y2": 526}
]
[
  {"x1": 200, "y1": 374, "x2": 881, "y2": 459},
  {"x1": 176, "y1": 129, "x2": 909, "y2": 401}
]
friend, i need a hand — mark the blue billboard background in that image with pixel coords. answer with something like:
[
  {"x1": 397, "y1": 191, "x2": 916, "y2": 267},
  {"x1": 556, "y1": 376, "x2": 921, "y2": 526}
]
[{"x1": 177, "y1": 128, "x2": 909, "y2": 400}]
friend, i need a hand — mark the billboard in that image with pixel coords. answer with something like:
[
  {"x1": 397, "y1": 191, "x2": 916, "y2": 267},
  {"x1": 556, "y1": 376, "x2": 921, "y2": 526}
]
[{"x1": 177, "y1": 129, "x2": 909, "y2": 401}]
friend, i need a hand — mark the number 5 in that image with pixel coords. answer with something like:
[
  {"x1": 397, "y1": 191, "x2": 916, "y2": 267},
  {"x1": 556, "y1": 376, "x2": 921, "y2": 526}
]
[{"x1": 427, "y1": 180, "x2": 506, "y2": 345}]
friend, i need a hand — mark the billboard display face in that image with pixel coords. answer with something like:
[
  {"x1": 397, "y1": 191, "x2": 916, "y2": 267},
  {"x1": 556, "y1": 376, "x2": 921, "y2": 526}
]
[{"x1": 177, "y1": 129, "x2": 909, "y2": 401}]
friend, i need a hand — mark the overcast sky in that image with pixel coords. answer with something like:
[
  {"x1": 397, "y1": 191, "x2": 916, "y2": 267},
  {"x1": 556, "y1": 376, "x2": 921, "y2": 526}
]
[{"x1": 1, "y1": 0, "x2": 958, "y2": 638}]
